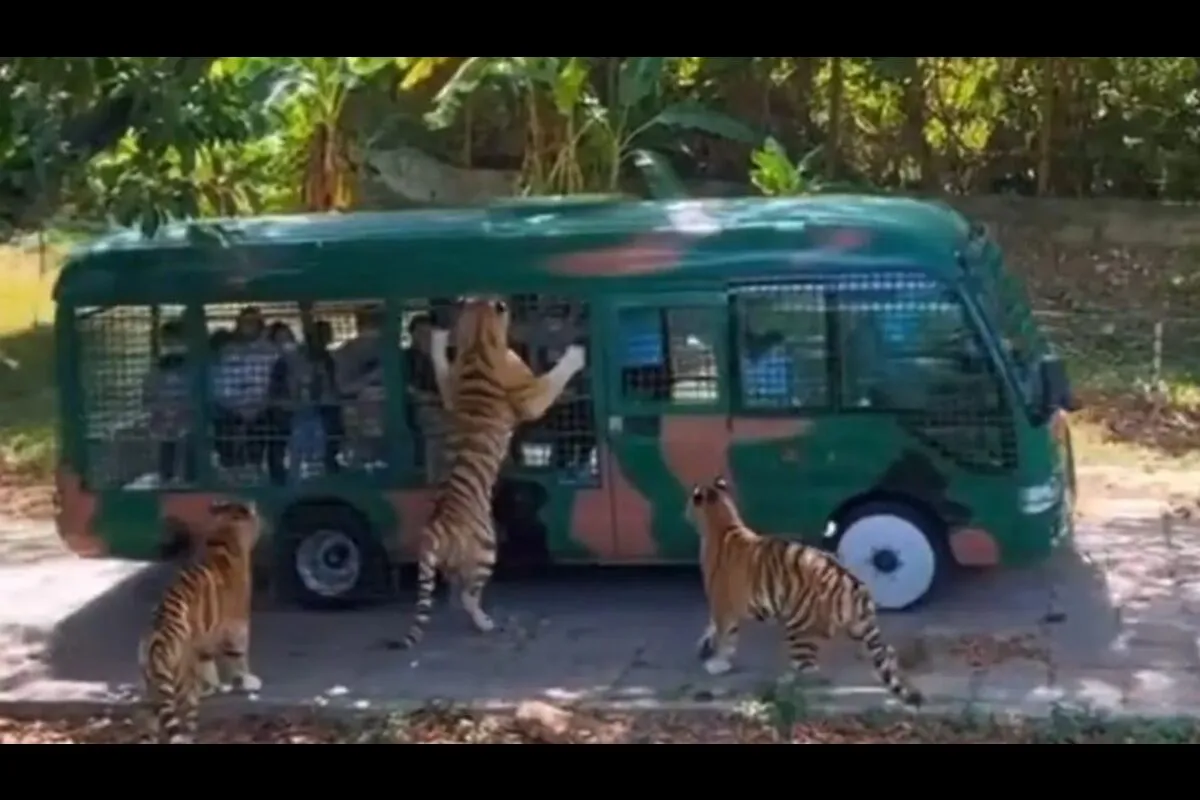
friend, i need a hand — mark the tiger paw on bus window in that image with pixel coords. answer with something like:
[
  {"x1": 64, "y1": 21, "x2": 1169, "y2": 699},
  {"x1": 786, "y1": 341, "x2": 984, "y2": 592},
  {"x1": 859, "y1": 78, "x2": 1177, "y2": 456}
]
[
  {"x1": 560, "y1": 343, "x2": 586, "y2": 374},
  {"x1": 687, "y1": 477, "x2": 923, "y2": 708},
  {"x1": 138, "y1": 500, "x2": 265, "y2": 743}
]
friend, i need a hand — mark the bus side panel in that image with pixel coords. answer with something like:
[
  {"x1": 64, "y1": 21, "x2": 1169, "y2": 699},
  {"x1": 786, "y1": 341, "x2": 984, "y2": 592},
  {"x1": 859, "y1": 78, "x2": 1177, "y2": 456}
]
[
  {"x1": 730, "y1": 414, "x2": 1028, "y2": 567},
  {"x1": 91, "y1": 490, "x2": 161, "y2": 559}
]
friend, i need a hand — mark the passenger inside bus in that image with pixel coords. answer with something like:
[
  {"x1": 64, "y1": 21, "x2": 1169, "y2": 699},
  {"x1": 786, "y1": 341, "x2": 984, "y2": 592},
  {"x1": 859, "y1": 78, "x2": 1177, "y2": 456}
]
[
  {"x1": 404, "y1": 312, "x2": 449, "y2": 483},
  {"x1": 336, "y1": 305, "x2": 387, "y2": 469},
  {"x1": 210, "y1": 306, "x2": 281, "y2": 480},
  {"x1": 305, "y1": 319, "x2": 344, "y2": 475},
  {"x1": 142, "y1": 319, "x2": 195, "y2": 484},
  {"x1": 618, "y1": 307, "x2": 671, "y2": 401},
  {"x1": 264, "y1": 321, "x2": 299, "y2": 484},
  {"x1": 538, "y1": 301, "x2": 594, "y2": 475}
]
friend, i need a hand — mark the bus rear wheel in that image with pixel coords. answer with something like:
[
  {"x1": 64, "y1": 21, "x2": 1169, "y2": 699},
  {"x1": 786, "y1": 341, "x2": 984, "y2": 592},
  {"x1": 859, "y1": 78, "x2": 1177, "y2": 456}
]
[
  {"x1": 275, "y1": 502, "x2": 390, "y2": 611},
  {"x1": 830, "y1": 501, "x2": 948, "y2": 612}
]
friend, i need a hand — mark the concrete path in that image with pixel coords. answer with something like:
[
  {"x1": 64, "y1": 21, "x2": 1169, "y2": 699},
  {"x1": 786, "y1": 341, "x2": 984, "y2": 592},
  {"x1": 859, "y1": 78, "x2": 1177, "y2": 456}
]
[{"x1": 1, "y1": 497, "x2": 1198, "y2": 718}]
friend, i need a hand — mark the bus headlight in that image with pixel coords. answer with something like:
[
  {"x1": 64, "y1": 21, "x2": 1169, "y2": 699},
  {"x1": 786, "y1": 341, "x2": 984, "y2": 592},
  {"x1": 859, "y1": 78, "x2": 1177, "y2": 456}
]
[{"x1": 1020, "y1": 477, "x2": 1061, "y2": 515}]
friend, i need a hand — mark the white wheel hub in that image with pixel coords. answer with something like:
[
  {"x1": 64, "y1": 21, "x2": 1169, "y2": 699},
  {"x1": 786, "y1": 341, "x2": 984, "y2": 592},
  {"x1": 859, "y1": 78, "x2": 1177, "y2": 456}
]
[{"x1": 835, "y1": 513, "x2": 936, "y2": 611}]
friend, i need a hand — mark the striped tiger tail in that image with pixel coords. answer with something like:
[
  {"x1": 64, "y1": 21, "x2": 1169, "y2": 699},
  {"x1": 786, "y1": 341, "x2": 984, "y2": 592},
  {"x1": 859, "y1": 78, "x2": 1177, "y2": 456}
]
[{"x1": 846, "y1": 584, "x2": 924, "y2": 707}]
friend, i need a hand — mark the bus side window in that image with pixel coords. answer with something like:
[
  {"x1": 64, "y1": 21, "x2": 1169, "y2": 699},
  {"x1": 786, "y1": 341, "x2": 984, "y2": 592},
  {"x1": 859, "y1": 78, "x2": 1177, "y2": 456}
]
[
  {"x1": 201, "y1": 299, "x2": 389, "y2": 487},
  {"x1": 733, "y1": 284, "x2": 830, "y2": 412},
  {"x1": 398, "y1": 299, "x2": 454, "y2": 485},
  {"x1": 833, "y1": 274, "x2": 1013, "y2": 471},
  {"x1": 835, "y1": 276, "x2": 1001, "y2": 413},
  {"x1": 510, "y1": 295, "x2": 599, "y2": 482},
  {"x1": 77, "y1": 304, "x2": 193, "y2": 491},
  {"x1": 615, "y1": 305, "x2": 722, "y2": 406}
]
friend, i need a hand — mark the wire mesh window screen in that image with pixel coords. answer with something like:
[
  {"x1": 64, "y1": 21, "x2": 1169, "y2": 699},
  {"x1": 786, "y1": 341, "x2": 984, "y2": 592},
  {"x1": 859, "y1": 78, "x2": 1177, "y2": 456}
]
[
  {"x1": 77, "y1": 304, "x2": 191, "y2": 489},
  {"x1": 324, "y1": 301, "x2": 388, "y2": 475},
  {"x1": 834, "y1": 273, "x2": 1015, "y2": 471},
  {"x1": 616, "y1": 305, "x2": 722, "y2": 406},
  {"x1": 510, "y1": 295, "x2": 597, "y2": 482},
  {"x1": 396, "y1": 298, "x2": 450, "y2": 485},
  {"x1": 395, "y1": 295, "x2": 600, "y2": 485},
  {"x1": 203, "y1": 299, "x2": 390, "y2": 486},
  {"x1": 734, "y1": 285, "x2": 829, "y2": 410},
  {"x1": 974, "y1": 261, "x2": 1043, "y2": 406}
]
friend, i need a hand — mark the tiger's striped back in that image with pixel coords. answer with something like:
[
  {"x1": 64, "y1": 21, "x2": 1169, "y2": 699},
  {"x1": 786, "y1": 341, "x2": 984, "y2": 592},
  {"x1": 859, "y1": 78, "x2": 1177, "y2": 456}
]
[
  {"x1": 403, "y1": 343, "x2": 515, "y2": 630},
  {"x1": 396, "y1": 298, "x2": 531, "y2": 649},
  {"x1": 395, "y1": 297, "x2": 587, "y2": 649},
  {"x1": 690, "y1": 477, "x2": 922, "y2": 707},
  {"x1": 139, "y1": 500, "x2": 261, "y2": 743}
]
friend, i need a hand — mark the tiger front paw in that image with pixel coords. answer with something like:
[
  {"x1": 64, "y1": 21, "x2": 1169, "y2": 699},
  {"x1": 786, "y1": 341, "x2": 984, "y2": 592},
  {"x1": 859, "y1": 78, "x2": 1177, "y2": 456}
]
[
  {"x1": 430, "y1": 328, "x2": 450, "y2": 354},
  {"x1": 703, "y1": 656, "x2": 733, "y2": 676},
  {"x1": 470, "y1": 613, "x2": 496, "y2": 634},
  {"x1": 561, "y1": 345, "x2": 586, "y2": 374},
  {"x1": 231, "y1": 673, "x2": 263, "y2": 693},
  {"x1": 696, "y1": 633, "x2": 716, "y2": 662},
  {"x1": 196, "y1": 660, "x2": 221, "y2": 696}
]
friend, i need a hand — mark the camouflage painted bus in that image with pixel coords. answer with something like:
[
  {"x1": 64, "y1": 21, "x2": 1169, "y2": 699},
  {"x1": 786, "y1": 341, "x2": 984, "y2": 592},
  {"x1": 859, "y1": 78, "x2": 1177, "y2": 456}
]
[{"x1": 52, "y1": 194, "x2": 1079, "y2": 612}]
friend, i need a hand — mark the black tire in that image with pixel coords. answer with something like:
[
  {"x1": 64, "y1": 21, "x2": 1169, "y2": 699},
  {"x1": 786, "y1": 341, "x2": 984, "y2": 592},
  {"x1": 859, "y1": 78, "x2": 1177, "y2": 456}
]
[
  {"x1": 273, "y1": 501, "x2": 391, "y2": 611},
  {"x1": 828, "y1": 500, "x2": 951, "y2": 613}
]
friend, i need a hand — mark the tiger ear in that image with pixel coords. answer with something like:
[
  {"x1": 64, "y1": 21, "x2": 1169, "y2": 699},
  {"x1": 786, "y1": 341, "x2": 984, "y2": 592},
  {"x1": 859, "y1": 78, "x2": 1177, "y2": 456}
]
[
  {"x1": 210, "y1": 499, "x2": 254, "y2": 518},
  {"x1": 209, "y1": 499, "x2": 235, "y2": 515}
]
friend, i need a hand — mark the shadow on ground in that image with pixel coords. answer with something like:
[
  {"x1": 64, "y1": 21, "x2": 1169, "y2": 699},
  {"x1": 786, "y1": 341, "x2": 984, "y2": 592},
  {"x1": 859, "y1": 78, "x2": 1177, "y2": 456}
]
[{"x1": 14, "y1": 544, "x2": 1126, "y2": 711}]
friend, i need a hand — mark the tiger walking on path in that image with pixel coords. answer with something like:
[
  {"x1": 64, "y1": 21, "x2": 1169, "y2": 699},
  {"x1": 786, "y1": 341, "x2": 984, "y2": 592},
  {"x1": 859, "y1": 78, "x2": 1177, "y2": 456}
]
[
  {"x1": 687, "y1": 477, "x2": 923, "y2": 707},
  {"x1": 395, "y1": 297, "x2": 586, "y2": 649},
  {"x1": 138, "y1": 499, "x2": 264, "y2": 743}
]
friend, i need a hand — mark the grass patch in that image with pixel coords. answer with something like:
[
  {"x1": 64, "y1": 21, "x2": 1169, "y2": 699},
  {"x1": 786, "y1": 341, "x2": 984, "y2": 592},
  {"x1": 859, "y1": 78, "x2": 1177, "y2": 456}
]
[
  {"x1": 1038, "y1": 309, "x2": 1200, "y2": 468},
  {"x1": 0, "y1": 325, "x2": 56, "y2": 481},
  {"x1": 0, "y1": 239, "x2": 63, "y2": 483}
]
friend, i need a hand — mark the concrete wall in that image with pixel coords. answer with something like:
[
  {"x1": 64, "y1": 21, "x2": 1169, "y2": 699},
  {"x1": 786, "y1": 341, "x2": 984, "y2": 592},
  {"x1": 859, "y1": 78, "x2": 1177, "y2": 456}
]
[{"x1": 944, "y1": 196, "x2": 1200, "y2": 313}]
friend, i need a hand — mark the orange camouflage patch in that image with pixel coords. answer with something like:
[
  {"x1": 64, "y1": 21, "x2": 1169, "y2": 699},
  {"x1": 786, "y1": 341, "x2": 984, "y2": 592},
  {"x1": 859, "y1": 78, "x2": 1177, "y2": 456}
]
[
  {"x1": 546, "y1": 233, "x2": 685, "y2": 278},
  {"x1": 54, "y1": 467, "x2": 104, "y2": 557}
]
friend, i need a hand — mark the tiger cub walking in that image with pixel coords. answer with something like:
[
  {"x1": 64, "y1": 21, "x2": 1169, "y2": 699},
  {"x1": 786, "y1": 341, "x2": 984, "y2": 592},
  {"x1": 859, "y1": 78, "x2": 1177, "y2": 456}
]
[
  {"x1": 138, "y1": 499, "x2": 264, "y2": 743},
  {"x1": 396, "y1": 297, "x2": 586, "y2": 649},
  {"x1": 687, "y1": 477, "x2": 923, "y2": 707}
]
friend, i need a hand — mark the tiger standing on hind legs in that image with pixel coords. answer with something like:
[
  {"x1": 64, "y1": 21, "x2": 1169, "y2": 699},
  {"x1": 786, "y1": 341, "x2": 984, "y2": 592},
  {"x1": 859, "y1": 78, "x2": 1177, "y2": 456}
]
[
  {"x1": 394, "y1": 296, "x2": 586, "y2": 650},
  {"x1": 686, "y1": 477, "x2": 923, "y2": 708},
  {"x1": 138, "y1": 499, "x2": 265, "y2": 744}
]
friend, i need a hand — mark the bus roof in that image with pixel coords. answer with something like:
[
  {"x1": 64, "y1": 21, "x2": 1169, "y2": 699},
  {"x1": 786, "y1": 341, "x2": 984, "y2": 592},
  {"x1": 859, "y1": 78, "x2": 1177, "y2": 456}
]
[{"x1": 55, "y1": 194, "x2": 974, "y2": 304}]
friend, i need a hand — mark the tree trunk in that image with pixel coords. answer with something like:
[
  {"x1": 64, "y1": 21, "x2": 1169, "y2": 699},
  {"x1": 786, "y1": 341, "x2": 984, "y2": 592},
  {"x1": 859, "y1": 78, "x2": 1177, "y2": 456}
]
[
  {"x1": 1036, "y1": 57, "x2": 1056, "y2": 196},
  {"x1": 899, "y1": 57, "x2": 934, "y2": 191},
  {"x1": 827, "y1": 57, "x2": 844, "y2": 180},
  {"x1": 790, "y1": 57, "x2": 818, "y2": 147}
]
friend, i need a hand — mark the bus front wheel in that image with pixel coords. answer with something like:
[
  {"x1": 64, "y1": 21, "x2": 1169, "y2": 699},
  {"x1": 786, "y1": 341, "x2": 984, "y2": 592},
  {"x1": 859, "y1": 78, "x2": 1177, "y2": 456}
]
[
  {"x1": 275, "y1": 502, "x2": 391, "y2": 611},
  {"x1": 830, "y1": 501, "x2": 949, "y2": 612}
]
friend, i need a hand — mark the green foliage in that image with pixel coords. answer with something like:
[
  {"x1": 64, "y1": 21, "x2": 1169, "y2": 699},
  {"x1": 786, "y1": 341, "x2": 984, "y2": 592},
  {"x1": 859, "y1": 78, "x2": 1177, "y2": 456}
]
[
  {"x1": 1, "y1": 57, "x2": 276, "y2": 237},
  {"x1": 749, "y1": 139, "x2": 875, "y2": 196},
  {"x1": 423, "y1": 56, "x2": 759, "y2": 194},
  {"x1": 6, "y1": 57, "x2": 1200, "y2": 242}
]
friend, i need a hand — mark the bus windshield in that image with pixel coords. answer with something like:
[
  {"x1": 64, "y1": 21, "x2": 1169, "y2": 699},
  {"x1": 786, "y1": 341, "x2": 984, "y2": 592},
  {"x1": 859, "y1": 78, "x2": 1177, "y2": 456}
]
[{"x1": 970, "y1": 246, "x2": 1046, "y2": 415}]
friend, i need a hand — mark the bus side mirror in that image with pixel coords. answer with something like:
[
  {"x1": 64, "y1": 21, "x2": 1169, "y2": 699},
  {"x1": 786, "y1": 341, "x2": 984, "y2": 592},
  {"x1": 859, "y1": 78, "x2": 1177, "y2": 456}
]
[{"x1": 1038, "y1": 355, "x2": 1081, "y2": 421}]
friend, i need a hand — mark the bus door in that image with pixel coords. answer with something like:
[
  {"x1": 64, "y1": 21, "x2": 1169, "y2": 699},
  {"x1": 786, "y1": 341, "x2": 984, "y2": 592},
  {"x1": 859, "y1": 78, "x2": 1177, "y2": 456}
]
[{"x1": 602, "y1": 292, "x2": 730, "y2": 560}]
